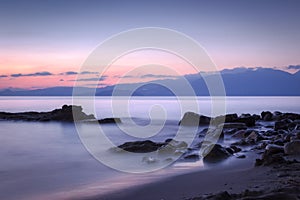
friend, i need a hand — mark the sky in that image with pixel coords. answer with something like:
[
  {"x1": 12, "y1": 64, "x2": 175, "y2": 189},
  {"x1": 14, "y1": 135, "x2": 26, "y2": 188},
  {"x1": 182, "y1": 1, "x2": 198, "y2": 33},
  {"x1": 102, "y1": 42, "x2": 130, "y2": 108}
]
[{"x1": 0, "y1": 0, "x2": 300, "y2": 89}]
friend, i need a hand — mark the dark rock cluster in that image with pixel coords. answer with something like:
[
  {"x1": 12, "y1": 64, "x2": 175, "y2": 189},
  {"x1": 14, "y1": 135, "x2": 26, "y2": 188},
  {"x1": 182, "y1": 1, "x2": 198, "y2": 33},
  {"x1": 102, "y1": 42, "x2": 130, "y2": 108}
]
[
  {"x1": 116, "y1": 110, "x2": 300, "y2": 165},
  {"x1": 0, "y1": 105, "x2": 120, "y2": 123}
]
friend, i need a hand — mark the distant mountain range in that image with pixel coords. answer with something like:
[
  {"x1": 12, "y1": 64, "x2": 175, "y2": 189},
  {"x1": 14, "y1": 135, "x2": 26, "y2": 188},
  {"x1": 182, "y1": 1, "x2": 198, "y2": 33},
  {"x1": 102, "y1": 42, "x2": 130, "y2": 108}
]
[{"x1": 1, "y1": 68, "x2": 299, "y2": 96}]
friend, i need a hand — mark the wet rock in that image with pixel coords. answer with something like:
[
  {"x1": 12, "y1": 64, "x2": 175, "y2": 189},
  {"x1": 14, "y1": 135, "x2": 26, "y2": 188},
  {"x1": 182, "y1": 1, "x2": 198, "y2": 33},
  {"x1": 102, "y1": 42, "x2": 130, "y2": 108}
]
[
  {"x1": 117, "y1": 140, "x2": 165, "y2": 153},
  {"x1": 212, "y1": 114, "x2": 238, "y2": 125},
  {"x1": 246, "y1": 131, "x2": 258, "y2": 140},
  {"x1": 236, "y1": 116, "x2": 256, "y2": 127},
  {"x1": 265, "y1": 144, "x2": 284, "y2": 154},
  {"x1": 231, "y1": 130, "x2": 246, "y2": 139},
  {"x1": 179, "y1": 112, "x2": 211, "y2": 126},
  {"x1": 281, "y1": 113, "x2": 300, "y2": 120},
  {"x1": 230, "y1": 145, "x2": 242, "y2": 153},
  {"x1": 236, "y1": 154, "x2": 246, "y2": 159},
  {"x1": 203, "y1": 144, "x2": 232, "y2": 163},
  {"x1": 255, "y1": 145, "x2": 285, "y2": 166},
  {"x1": 252, "y1": 114, "x2": 261, "y2": 120},
  {"x1": 261, "y1": 111, "x2": 273, "y2": 121},
  {"x1": 284, "y1": 140, "x2": 300, "y2": 155},
  {"x1": 183, "y1": 153, "x2": 200, "y2": 160},
  {"x1": 274, "y1": 120, "x2": 289, "y2": 131},
  {"x1": 220, "y1": 123, "x2": 247, "y2": 129}
]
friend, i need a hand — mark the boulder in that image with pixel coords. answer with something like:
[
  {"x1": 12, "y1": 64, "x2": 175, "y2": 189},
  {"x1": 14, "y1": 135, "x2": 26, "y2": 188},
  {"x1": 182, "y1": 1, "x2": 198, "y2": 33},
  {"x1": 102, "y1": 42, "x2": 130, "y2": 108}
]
[
  {"x1": 284, "y1": 140, "x2": 300, "y2": 155},
  {"x1": 117, "y1": 140, "x2": 165, "y2": 153},
  {"x1": 261, "y1": 111, "x2": 273, "y2": 121},
  {"x1": 235, "y1": 116, "x2": 256, "y2": 127},
  {"x1": 203, "y1": 144, "x2": 232, "y2": 163},
  {"x1": 179, "y1": 112, "x2": 211, "y2": 126}
]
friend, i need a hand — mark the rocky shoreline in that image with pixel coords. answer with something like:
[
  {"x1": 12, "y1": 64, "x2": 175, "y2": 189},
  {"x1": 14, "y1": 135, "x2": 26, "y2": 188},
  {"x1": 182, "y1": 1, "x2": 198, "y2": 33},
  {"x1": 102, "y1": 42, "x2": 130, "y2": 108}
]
[{"x1": 113, "y1": 110, "x2": 300, "y2": 199}]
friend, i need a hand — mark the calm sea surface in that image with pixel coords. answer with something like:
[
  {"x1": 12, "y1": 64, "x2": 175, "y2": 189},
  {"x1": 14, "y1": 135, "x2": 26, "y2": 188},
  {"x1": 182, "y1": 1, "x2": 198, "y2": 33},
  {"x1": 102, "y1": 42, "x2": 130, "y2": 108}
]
[{"x1": 0, "y1": 96, "x2": 299, "y2": 199}]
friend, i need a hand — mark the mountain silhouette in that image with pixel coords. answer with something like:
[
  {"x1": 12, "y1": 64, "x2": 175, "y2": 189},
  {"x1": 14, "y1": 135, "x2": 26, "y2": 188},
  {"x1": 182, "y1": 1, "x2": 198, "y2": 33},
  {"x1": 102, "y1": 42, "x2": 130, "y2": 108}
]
[{"x1": 0, "y1": 68, "x2": 299, "y2": 96}]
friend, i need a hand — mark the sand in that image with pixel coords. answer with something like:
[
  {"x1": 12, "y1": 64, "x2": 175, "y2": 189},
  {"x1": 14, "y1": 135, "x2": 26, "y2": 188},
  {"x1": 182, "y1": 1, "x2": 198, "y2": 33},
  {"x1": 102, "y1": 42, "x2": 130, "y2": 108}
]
[{"x1": 80, "y1": 151, "x2": 300, "y2": 200}]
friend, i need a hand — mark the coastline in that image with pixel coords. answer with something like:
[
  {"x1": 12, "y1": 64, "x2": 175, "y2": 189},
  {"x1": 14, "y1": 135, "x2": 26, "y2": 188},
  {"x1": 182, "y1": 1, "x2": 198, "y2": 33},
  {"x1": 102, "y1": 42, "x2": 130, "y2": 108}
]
[{"x1": 86, "y1": 152, "x2": 300, "y2": 200}]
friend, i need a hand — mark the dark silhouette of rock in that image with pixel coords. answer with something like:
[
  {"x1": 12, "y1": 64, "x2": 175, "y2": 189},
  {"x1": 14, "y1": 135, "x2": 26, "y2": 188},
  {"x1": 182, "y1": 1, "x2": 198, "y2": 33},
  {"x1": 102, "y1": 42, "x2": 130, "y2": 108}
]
[
  {"x1": 0, "y1": 105, "x2": 95, "y2": 122},
  {"x1": 97, "y1": 118, "x2": 121, "y2": 124},
  {"x1": 261, "y1": 111, "x2": 273, "y2": 121},
  {"x1": 179, "y1": 112, "x2": 211, "y2": 126},
  {"x1": 235, "y1": 115, "x2": 256, "y2": 127},
  {"x1": 203, "y1": 144, "x2": 232, "y2": 163},
  {"x1": 116, "y1": 140, "x2": 166, "y2": 153}
]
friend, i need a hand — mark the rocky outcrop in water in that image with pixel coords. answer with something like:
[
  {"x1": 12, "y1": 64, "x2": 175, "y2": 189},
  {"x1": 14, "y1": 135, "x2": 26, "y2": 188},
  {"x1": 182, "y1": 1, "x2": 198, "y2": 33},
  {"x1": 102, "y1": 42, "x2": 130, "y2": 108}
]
[{"x1": 0, "y1": 105, "x2": 120, "y2": 123}]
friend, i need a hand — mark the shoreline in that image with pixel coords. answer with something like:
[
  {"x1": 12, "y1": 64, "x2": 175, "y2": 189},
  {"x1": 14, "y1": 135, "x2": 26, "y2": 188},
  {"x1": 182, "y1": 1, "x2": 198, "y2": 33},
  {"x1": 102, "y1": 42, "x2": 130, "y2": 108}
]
[{"x1": 85, "y1": 153, "x2": 300, "y2": 200}]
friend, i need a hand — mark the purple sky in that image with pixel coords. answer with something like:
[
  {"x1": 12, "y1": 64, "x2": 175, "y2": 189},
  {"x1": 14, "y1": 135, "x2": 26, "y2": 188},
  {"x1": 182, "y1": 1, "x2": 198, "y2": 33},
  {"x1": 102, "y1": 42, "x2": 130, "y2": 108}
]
[{"x1": 0, "y1": 0, "x2": 300, "y2": 89}]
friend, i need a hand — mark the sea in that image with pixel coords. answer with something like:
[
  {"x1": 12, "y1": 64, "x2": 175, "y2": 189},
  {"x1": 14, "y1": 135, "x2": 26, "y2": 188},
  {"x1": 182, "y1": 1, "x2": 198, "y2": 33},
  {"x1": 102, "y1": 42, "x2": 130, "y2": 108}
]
[{"x1": 0, "y1": 96, "x2": 299, "y2": 200}]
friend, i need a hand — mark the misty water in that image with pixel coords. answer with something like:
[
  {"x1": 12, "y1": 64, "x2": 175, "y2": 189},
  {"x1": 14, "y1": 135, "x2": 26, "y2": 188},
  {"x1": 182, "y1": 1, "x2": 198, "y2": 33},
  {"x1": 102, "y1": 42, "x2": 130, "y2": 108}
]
[{"x1": 0, "y1": 96, "x2": 299, "y2": 199}]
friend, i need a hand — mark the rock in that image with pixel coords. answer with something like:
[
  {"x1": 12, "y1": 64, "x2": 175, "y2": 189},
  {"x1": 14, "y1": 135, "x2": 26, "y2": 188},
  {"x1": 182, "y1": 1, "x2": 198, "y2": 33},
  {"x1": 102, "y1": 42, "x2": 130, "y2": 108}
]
[
  {"x1": 236, "y1": 116, "x2": 256, "y2": 127},
  {"x1": 219, "y1": 123, "x2": 247, "y2": 129},
  {"x1": 230, "y1": 145, "x2": 242, "y2": 153},
  {"x1": 231, "y1": 130, "x2": 247, "y2": 139},
  {"x1": 97, "y1": 118, "x2": 121, "y2": 124},
  {"x1": 284, "y1": 140, "x2": 300, "y2": 155},
  {"x1": 255, "y1": 144, "x2": 285, "y2": 166},
  {"x1": 179, "y1": 112, "x2": 211, "y2": 126},
  {"x1": 252, "y1": 114, "x2": 261, "y2": 120},
  {"x1": 0, "y1": 105, "x2": 95, "y2": 122},
  {"x1": 265, "y1": 144, "x2": 284, "y2": 154},
  {"x1": 212, "y1": 113, "x2": 242, "y2": 125},
  {"x1": 183, "y1": 154, "x2": 200, "y2": 160},
  {"x1": 261, "y1": 111, "x2": 273, "y2": 121},
  {"x1": 117, "y1": 140, "x2": 165, "y2": 153},
  {"x1": 203, "y1": 144, "x2": 232, "y2": 163},
  {"x1": 281, "y1": 113, "x2": 300, "y2": 120},
  {"x1": 236, "y1": 154, "x2": 246, "y2": 159},
  {"x1": 274, "y1": 120, "x2": 289, "y2": 131},
  {"x1": 273, "y1": 139, "x2": 285, "y2": 146},
  {"x1": 255, "y1": 153, "x2": 286, "y2": 166},
  {"x1": 246, "y1": 131, "x2": 261, "y2": 144}
]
